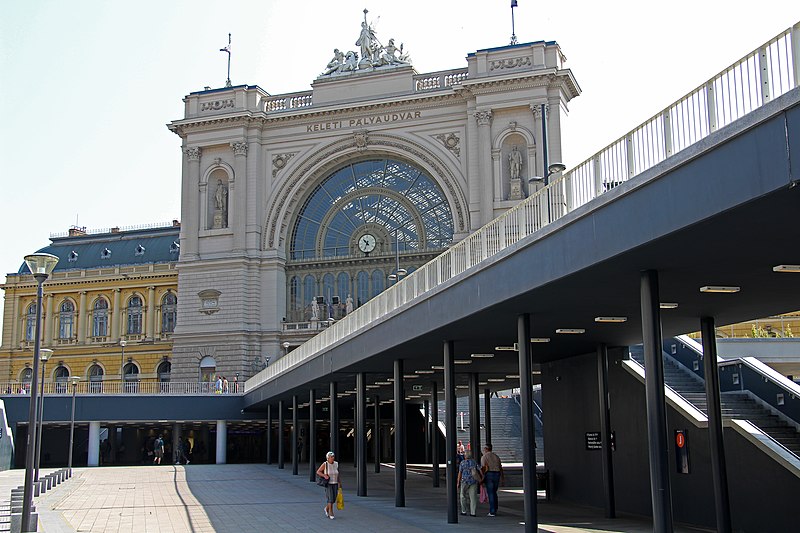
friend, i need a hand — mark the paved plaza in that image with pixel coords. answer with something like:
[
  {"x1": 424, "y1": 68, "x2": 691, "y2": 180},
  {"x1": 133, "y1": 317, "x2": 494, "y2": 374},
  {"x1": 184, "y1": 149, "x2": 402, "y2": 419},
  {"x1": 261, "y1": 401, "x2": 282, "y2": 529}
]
[{"x1": 0, "y1": 463, "x2": 712, "y2": 532}]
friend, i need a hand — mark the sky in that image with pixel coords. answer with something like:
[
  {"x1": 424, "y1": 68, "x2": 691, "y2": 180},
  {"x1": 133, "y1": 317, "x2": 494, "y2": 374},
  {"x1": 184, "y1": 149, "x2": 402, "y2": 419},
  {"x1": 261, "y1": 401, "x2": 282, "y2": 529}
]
[{"x1": 1, "y1": 0, "x2": 798, "y2": 335}]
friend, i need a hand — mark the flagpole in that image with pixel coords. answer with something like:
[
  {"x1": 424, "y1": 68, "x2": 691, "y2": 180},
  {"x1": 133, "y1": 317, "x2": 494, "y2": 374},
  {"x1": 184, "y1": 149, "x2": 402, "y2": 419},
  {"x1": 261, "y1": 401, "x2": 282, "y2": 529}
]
[{"x1": 510, "y1": 1, "x2": 518, "y2": 45}]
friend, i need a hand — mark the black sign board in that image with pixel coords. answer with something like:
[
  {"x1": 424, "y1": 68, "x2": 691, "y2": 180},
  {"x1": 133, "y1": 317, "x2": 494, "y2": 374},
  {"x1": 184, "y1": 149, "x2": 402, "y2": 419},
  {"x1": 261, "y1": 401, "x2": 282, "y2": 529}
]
[{"x1": 585, "y1": 431, "x2": 616, "y2": 451}]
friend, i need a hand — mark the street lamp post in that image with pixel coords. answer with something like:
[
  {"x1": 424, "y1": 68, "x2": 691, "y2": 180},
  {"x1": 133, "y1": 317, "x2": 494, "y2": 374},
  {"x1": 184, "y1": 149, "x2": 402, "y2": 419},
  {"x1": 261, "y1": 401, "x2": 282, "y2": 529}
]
[
  {"x1": 68, "y1": 376, "x2": 80, "y2": 474},
  {"x1": 282, "y1": 341, "x2": 290, "y2": 357},
  {"x1": 387, "y1": 227, "x2": 407, "y2": 285},
  {"x1": 34, "y1": 348, "x2": 53, "y2": 482},
  {"x1": 21, "y1": 252, "x2": 59, "y2": 533},
  {"x1": 119, "y1": 340, "x2": 127, "y2": 393}
]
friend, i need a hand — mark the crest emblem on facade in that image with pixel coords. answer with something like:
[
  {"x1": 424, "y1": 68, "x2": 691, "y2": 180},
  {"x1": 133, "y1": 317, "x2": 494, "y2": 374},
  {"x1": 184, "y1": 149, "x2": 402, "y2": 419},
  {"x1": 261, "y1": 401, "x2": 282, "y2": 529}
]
[{"x1": 319, "y1": 9, "x2": 411, "y2": 79}]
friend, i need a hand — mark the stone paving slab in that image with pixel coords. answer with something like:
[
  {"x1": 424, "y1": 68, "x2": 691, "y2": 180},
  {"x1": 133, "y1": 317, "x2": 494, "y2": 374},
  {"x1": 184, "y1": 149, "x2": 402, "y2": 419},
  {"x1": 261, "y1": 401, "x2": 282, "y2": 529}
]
[{"x1": 2, "y1": 464, "x2": 711, "y2": 532}]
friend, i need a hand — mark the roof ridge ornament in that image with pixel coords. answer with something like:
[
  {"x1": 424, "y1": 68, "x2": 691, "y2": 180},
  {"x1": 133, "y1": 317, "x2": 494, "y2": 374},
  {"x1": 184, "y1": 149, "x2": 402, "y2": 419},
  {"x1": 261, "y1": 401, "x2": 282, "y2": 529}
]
[{"x1": 318, "y1": 9, "x2": 411, "y2": 80}]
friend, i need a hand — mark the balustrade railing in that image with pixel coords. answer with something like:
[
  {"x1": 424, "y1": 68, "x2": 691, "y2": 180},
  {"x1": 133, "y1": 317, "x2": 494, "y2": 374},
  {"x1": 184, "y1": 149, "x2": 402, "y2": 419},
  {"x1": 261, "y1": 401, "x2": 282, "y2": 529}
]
[
  {"x1": 0, "y1": 381, "x2": 243, "y2": 396},
  {"x1": 245, "y1": 24, "x2": 799, "y2": 393}
]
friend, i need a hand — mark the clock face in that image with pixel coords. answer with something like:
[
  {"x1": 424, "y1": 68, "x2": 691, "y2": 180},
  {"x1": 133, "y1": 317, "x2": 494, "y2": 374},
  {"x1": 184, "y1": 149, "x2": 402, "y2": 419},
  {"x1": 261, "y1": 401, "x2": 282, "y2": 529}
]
[{"x1": 358, "y1": 233, "x2": 377, "y2": 253}]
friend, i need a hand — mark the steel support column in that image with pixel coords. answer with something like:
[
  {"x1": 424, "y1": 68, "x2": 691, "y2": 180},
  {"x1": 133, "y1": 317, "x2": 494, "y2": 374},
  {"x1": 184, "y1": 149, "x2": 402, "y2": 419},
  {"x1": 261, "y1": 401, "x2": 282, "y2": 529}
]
[
  {"x1": 483, "y1": 388, "x2": 492, "y2": 448},
  {"x1": 373, "y1": 394, "x2": 381, "y2": 473},
  {"x1": 640, "y1": 270, "x2": 674, "y2": 532},
  {"x1": 309, "y1": 389, "x2": 317, "y2": 482},
  {"x1": 597, "y1": 343, "x2": 616, "y2": 518},
  {"x1": 518, "y1": 314, "x2": 538, "y2": 532},
  {"x1": 444, "y1": 340, "x2": 458, "y2": 524},
  {"x1": 266, "y1": 404, "x2": 272, "y2": 465},
  {"x1": 468, "y1": 373, "x2": 480, "y2": 455},
  {"x1": 394, "y1": 359, "x2": 405, "y2": 507},
  {"x1": 357, "y1": 372, "x2": 367, "y2": 496},
  {"x1": 432, "y1": 381, "x2": 440, "y2": 487},
  {"x1": 423, "y1": 400, "x2": 430, "y2": 464},
  {"x1": 701, "y1": 316, "x2": 732, "y2": 533},
  {"x1": 330, "y1": 381, "x2": 339, "y2": 457},
  {"x1": 292, "y1": 395, "x2": 299, "y2": 475},
  {"x1": 278, "y1": 400, "x2": 285, "y2": 469}
]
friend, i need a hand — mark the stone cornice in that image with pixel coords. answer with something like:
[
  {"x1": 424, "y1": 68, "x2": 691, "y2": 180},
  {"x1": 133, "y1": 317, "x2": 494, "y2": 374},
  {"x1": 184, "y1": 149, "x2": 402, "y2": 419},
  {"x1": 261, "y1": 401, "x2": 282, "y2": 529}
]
[
  {"x1": 3, "y1": 272, "x2": 177, "y2": 293},
  {"x1": 461, "y1": 69, "x2": 580, "y2": 99}
]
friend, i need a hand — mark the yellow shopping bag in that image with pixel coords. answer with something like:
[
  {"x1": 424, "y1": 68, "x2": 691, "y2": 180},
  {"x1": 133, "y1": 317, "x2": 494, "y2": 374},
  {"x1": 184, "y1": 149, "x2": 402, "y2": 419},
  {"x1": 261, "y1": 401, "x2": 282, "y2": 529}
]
[{"x1": 336, "y1": 487, "x2": 344, "y2": 510}]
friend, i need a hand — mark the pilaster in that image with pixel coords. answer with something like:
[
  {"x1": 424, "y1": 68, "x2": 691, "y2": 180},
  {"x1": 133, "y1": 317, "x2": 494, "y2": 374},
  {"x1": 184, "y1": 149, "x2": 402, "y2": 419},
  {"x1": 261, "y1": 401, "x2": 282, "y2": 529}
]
[
  {"x1": 474, "y1": 110, "x2": 493, "y2": 226},
  {"x1": 44, "y1": 293, "x2": 54, "y2": 346},
  {"x1": 111, "y1": 288, "x2": 121, "y2": 342},
  {"x1": 231, "y1": 142, "x2": 247, "y2": 252},
  {"x1": 77, "y1": 291, "x2": 87, "y2": 344},
  {"x1": 182, "y1": 147, "x2": 202, "y2": 260},
  {"x1": 146, "y1": 286, "x2": 156, "y2": 340}
]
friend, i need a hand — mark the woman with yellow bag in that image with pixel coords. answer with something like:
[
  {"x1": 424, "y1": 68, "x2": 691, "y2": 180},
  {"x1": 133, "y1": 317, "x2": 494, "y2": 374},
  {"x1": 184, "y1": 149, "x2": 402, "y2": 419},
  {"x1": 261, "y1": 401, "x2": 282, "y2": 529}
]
[{"x1": 316, "y1": 451, "x2": 342, "y2": 519}]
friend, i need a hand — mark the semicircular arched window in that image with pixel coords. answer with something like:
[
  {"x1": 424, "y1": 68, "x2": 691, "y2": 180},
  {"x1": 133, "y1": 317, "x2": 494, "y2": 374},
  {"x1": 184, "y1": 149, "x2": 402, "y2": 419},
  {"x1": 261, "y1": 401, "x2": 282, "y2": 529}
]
[
  {"x1": 92, "y1": 297, "x2": 109, "y2": 338},
  {"x1": 290, "y1": 159, "x2": 454, "y2": 260},
  {"x1": 59, "y1": 300, "x2": 75, "y2": 339}
]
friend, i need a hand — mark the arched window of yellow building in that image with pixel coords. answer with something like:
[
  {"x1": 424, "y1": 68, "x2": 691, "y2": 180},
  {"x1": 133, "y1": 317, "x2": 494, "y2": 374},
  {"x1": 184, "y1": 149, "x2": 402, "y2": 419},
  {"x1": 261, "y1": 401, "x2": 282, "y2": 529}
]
[
  {"x1": 161, "y1": 293, "x2": 177, "y2": 333},
  {"x1": 59, "y1": 300, "x2": 75, "y2": 339},
  {"x1": 127, "y1": 296, "x2": 143, "y2": 335},
  {"x1": 88, "y1": 364, "x2": 104, "y2": 393},
  {"x1": 92, "y1": 297, "x2": 109, "y2": 337}
]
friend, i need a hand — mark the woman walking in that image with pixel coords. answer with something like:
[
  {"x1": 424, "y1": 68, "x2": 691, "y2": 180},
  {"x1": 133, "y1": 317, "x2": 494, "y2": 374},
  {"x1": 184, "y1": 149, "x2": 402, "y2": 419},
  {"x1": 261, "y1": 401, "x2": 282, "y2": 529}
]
[{"x1": 316, "y1": 451, "x2": 341, "y2": 519}]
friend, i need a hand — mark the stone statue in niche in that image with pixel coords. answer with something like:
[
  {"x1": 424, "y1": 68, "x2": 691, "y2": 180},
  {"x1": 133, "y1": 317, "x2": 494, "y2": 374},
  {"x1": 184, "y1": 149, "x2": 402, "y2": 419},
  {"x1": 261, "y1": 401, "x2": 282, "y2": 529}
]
[
  {"x1": 213, "y1": 179, "x2": 228, "y2": 229},
  {"x1": 345, "y1": 294, "x2": 354, "y2": 314},
  {"x1": 508, "y1": 146, "x2": 524, "y2": 200},
  {"x1": 509, "y1": 145, "x2": 523, "y2": 180}
]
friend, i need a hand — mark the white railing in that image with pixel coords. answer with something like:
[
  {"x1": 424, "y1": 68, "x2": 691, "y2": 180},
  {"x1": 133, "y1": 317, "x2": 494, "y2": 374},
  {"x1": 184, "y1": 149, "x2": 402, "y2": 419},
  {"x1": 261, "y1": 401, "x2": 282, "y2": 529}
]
[
  {"x1": 245, "y1": 24, "x2": 799, "y2": 393},
  {"x1": 0, "y1": 381, "x2": 243, "y2": 396},
  {"x1": 413, "y1": 69, "x2": 469, "y2": 92}
]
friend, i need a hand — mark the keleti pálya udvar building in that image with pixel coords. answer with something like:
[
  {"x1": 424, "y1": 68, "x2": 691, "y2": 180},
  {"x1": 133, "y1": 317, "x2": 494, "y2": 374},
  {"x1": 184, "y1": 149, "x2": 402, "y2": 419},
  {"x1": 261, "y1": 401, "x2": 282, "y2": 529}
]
[{"x1": 167, "y1": 12, "x2": 580, "y2": 381}]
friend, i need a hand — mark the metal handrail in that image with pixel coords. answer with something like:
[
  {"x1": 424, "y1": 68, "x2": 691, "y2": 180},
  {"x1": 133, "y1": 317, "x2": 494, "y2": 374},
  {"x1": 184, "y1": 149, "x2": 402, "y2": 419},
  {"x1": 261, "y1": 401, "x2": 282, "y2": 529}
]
[
  {"x1": 245, "y1": 24, "x2": 799, "y2": 393},
  {"x1": 0, "y1": 381, "x2": 243, "y2": 396}
]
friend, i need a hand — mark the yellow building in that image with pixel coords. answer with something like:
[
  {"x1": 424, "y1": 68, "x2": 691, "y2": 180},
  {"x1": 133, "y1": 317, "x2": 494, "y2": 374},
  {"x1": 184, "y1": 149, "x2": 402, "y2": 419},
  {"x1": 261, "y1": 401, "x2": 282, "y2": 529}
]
[{"x1": 0, "y1": 223, "x2": 180, "y2": 390}]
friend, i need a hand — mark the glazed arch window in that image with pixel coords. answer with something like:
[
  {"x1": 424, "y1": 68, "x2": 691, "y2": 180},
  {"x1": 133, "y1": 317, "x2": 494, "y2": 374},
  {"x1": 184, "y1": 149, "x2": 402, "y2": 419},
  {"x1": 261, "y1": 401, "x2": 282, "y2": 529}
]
[
  {"x1": 161, "y1": 293, "x2": 177, "y2": 333},
  {"x1": 20, "y1": 367, "x2": 33, "y2": 383},
  {"x1": 157, "y1": 360, "x2": 172, "y2": 383},
  {"x1": 54, "y1": 366, "x2": 70, "y2": 393},
  {"x1": 24, "y1": 303, "x2": 36, "y2": 341},
  {"x1": 127, "y1": 295, "x2": 143, "y2": 335},
  {"x1": 92, "y1": 297, "x2": 109, "y2": 337},
  {"x1": 88, "y1": 364, "x2": 104, "y2": 393},
  {"x1": 59, "y1": 300, "x2": 75, "y2": 339}
]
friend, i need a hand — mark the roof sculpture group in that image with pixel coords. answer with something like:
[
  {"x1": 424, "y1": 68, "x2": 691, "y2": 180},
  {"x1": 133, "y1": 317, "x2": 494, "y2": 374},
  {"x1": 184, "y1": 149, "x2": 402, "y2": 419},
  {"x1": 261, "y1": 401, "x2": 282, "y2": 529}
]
[{"x1": 319, "y1": 9, "x2": 411, "y2": 79}]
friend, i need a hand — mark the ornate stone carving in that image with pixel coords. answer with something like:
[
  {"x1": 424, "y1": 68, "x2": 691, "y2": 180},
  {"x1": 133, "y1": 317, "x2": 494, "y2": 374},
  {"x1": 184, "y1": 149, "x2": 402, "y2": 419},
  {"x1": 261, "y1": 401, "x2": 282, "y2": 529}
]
[
  {"x1": 531, "y1": 104, "x2": 549, "y2": 119},
  {"x1": 200, "y1": 99, "x2": 234, "y2": 111},
  {"x1": 318, "y1": 10, "x2": 411, "y2": 79},
  {"x1": 184, "y1": 147, "x2": 201, "y2": 161},
  {"x1": 489, "y1": 56, "x2": 532, "y2": 71},
  {"x1": 474, "y1": 110, "x2": 493, "y2": 126},
  {"x1": 198, "y1": 289, "x2": 221, "y2": 315},
  {"x1": 272, "y1": 153, "x2": 296, "y2": 178},
  {"x1": 434, "y1": 133, "x2": 461, "y2": 157},
  {"x1": 231, "y1": 141, "x2": 248, "y2": 156},
  {"x1": 353, "y1": 130, "x2": 369, "y2": 150}
]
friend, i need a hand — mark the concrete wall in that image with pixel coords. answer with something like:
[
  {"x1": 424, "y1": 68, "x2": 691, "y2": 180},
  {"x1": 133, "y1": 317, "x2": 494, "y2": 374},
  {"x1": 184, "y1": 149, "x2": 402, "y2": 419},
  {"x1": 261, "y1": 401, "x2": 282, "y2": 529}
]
[
  {"x1": 542, "y1": 348, "x2": 800, "y2": 531},
  {"x1": 0, "y1": 400, "x2": 14, "y2": 470}
]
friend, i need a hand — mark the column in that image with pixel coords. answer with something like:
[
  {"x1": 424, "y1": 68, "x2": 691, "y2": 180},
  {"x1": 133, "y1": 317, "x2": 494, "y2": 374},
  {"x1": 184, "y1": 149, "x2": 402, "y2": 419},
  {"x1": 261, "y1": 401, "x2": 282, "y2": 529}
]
[
  {"x1": 329, "y1": 382, "x2": 339, "y2": 457},
  {"x1": 597, "y1": 343, "x2": 616, "y2": 519},
  {"x1": 475, "y1": 110, "x2": 494, "y2": 226},
  {"x1": 468, "y1": 373, "x2": 480, "y2": 455},
  {"x1": 182, "y1": 147, "x2": 201, "y2": 260},
  {"x1": 77, "y1": 291, "x2": 87, "y2": 344},
  {"x1": 292, "y1": 395, "x2": 299, "y2": 475},
  {"x1": 640, "y1": 270, "x2": 674, "y2": 532},
  {"x1": 356, "y1": 372, "x2": 367, "y2": 496},
  {"x1": 230, "y1": 141, "x2": 247, "y2": 252},
  {"x1": 531, "y1": 105, "x2": 545, "y2": 178},
  {"x1": 87, "y1": 422, "x2": 100, "y2": 467},
  {"x1": 216, "y1": 420, "x2": 227, "y2": 464},
  {"x1": 278, "y1": 400, "x2": 285, "y2": 469},
  {"x1": 309, "y1": 389, "x2": 317, "y2": 482},
  {"x1": 44, "y1": 293, "x2": 54, "y2": 345},
  {"x1": 266, "y1": 404, "x2": 273, "y2": 464},
  {"x1": 700, "y1": 317, "x2": 732, "y2": 533},
  {"x1": 146, "y1": 286, "x2": 156, "y2": 340},
  {"x1": 483, "y1": 388, "x2": 492, "y2": 450},
  {"x1": 110, "y1": 288, "x2": 121, "y2": 342},
  {"x1": 393, "y1": 359, "x2": 405, "y2": 507},
  {"x1": 245, "y1": 133, "x2": 261, "y2": 251},
  {"x1": 444, "y1": 341, "x2": 457, "y2": 523},
  {"x1": 431, "y1": 381, "x2": 440, "y2": 488},
  {"x1": 173, "y1": 423, "x2": 181, "y2": 464},
  {"x1": 108, "y1": 424, "x2": 117, "y2": 464},
  {"x1": 373, "y1": 394, "x2": 381, "y2": 473},
  {"x1": 518, "y1": 314, "x2": 538, "y2": 532}
]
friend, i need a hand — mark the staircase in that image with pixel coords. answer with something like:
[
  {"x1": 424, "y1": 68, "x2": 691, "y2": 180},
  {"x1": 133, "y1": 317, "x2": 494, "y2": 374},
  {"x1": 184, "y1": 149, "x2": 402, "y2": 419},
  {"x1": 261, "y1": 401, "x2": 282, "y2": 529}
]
[
  {"x1": 439, "y1": 395, "x2": 542, "y2": 463},
  {"x1": 630, "y1": 350, "x2": 800, "y2": 457}
]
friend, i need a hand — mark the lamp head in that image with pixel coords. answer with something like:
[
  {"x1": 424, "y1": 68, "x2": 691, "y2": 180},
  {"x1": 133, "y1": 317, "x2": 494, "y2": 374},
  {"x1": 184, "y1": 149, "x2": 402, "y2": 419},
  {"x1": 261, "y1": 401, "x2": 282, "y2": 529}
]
[
  {"x1": 119, "y1": 340, "x2": 127, "y2": 348},
  {"x1": 70, "y1": 376, "x2": 80, "y2": 386},
  {"x1": 40, "y1": 348, "x2": 53, "y2": 362},
  {"x1": 24, "y1": 253, "x2": 60, "y2": 277},
  {"x1": 281, "y1": 341, "x2": 290, "y2": 349},
  {"x1": 547, "y1": 162, "x2": 566, "y2": 175}
]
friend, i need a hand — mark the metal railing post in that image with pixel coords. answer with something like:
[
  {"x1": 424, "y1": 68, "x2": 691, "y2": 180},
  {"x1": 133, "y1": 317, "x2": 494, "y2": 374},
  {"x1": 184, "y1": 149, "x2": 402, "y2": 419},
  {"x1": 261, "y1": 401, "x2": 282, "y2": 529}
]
[
  {"x1": 758, "y1": 46, "x2": 771, "y2": 104},
  {"x1": 705, "y1": 81, "x2": 717, "y2": 133}
]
